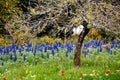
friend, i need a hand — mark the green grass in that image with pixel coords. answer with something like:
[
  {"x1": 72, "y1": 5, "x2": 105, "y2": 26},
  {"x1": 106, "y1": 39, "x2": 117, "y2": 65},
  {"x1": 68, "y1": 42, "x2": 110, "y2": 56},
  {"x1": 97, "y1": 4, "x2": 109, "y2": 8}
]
[{"x1": 0, "y1": 49, "x2": 120, "y2": 80}]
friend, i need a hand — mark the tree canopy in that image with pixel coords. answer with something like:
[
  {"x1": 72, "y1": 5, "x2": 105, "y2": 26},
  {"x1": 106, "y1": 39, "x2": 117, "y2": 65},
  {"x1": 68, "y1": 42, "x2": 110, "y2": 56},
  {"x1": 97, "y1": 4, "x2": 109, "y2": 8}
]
[{"x1": 0, "y1": 0, "x2": 120, "y2": 40}]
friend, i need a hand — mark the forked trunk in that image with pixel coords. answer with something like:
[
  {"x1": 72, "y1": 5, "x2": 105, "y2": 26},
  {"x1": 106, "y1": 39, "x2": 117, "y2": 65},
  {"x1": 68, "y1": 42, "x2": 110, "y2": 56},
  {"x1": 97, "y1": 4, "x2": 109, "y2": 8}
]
[{"x1": 74, "y1": 21, "x2": 90, "y2": 67}]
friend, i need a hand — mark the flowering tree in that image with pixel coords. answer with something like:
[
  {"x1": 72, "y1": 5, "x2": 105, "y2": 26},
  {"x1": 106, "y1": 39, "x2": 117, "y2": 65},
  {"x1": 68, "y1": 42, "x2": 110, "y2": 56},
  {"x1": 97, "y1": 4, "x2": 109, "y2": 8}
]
[
  {"x1": 74, "y1": 0, "x2": 120, "y2": 66},
  {"x1": 1, "y1": 0, "x2": 120, "y2": 66}
]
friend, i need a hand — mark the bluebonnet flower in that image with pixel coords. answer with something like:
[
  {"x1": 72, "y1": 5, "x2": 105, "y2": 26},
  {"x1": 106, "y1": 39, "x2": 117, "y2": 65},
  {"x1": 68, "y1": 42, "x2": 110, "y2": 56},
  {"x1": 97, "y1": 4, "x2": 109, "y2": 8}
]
[
  {"x1": 18, "y1": 47, "x2": 23, "y2": 56},
  {"x1": 38, "y1": 47, "x2": 43, "y2": 52},
  {"x1": 106, "y1": 47, "x2": 111, "y2": 54},
  {"x1": 39, "y1": 43, "x2": 44, "y2": 47},
  {"x1": 26, "y1": 42, "x2": 32, "y2": 52},
  {"x1": 67, "y1": 47, "x2": 72, "y2": 52},
  {"x1": 53, "y1": 44, "x2": 59, "y2": 51},
  {"x1": 10, "y1": 54, "x2": 12, "y2": 60},
  {"x1": 28, "y1": 41, "x2": 32, "y2": 47},
  {"x1": 9, "y1": 46, "x2": 12, "y2": 52},
  {"x1": 5, "y1": 47, "x2": 9, "y2": 54},
  {"x1": 61, "y1": 43, "x2": 65, "y2": 48},
  {"x1": 15, "y1": 45, "x2": 19, "y2": 50},
  {"x1": 26, "y1": 47, "x2": 31, "y2": 52},
  {"x1": 23, "y1": 54, "x2": 26, "y2": 61},
  {"x1": 51, "y1": 49, "x2": 54, "y2": 56},
  {"x1": 33, "y1": 48, "x2": 36, "y2": 56},
  {"x1": 96, "y1": 41, "x2": 101, "y2": 47},
  {"x1": 44, "y1": 46, "x2": 47, "y2": 52},
  {"x1": 110, "y1": 41, "x2": 116, "y2": 48},
  {"x1": 12, "y1": 42, "x2": 16, "y2": 49},
  {"x1": 114, "y1": 44, "x2": 117, "y2": 49},
  {"x1": 13, "y1": 48, "x2": 16, "y2": 54},
  {"x1": 46, "y1": 42, "x2": 49, "y2": 45},
  {"x1": 66, "y1": 51, "x2": 68, "y2": 57},
  {"x1": 84, "y1": 42, "x2": 89, "y2": 49},
  {"x1": 48, "y1": 44, "x2": 52, "y2": 50},
  {"x1": 3, "y1": 49, "x2": 6, "y2": 54},
  {"x1": 0, "y1": 47, "x2": 3, "y2": 54},
  {"x1": 8, "y1": 46, "x2": 11, "y2": 52},
  {"x1": 57, "y1": 42, "x2": 61, "y2": 47},
  {"x1": 14, "y1": 55, "x2": 17, "y2": 62},
  {"x1": 66, "y1": 43, "x2": 73, "y2": 52},
  {"x1": 20, "y1": 44, "x2": 24, "y2": 50},
  {"x1": 33, "y1": 50, "x2": 36, "y2": 56}
]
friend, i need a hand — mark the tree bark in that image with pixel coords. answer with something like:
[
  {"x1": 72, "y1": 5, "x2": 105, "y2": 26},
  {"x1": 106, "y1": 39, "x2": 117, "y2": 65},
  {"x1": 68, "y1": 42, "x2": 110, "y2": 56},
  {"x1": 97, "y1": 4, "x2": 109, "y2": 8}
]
[{"x1": 74, "y1": 21, "x2": 90, "y2": 67}]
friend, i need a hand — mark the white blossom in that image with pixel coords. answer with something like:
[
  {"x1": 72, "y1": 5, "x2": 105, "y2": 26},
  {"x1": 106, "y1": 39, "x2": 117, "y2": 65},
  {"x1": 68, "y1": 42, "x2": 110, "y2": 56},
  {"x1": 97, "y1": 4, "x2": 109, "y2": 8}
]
[{"x1": 72, "y1": 25, "x2": 84, "y2": 35}]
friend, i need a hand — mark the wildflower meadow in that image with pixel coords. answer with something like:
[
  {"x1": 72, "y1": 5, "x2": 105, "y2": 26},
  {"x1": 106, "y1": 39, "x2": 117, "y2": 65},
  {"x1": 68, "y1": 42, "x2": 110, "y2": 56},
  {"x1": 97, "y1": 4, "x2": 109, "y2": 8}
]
[{"x1": 0, "y1": 39, "x2": 120, "y2": 80}]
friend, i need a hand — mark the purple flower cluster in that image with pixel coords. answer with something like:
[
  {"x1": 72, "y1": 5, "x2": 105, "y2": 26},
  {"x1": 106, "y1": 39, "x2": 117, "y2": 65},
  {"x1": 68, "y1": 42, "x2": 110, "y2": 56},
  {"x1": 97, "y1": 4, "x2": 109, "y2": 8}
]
[
  {"x1": 0, "y1": 41, "x2": 74, "y2": 65},
  {"x1": 83, "y1": 40, "x2": 120, "y2": 55},
  {"x1": 0, "y1": 40, "x2": 119, "y2": 66}
]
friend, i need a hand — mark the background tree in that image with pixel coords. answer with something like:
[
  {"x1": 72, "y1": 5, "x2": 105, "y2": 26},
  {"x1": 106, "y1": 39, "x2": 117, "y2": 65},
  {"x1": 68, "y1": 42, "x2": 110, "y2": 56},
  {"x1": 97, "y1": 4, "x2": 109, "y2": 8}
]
[
  {"x1": 74, "y1": 0, "x2": 120, "y2": 66},
  {"x1": 0, "y1": 0, "x2": 20, "y2": 37}
]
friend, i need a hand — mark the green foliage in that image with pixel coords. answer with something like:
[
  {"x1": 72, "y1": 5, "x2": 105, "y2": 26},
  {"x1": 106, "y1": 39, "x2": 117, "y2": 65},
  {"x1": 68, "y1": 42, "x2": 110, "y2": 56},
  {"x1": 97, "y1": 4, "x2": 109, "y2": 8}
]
[
  {"x1": 0, "y1": 0, "x2": 20, "y2": 20},
  {"x1": 0, "y1": 0, "x2": 21, "y2": 38}
]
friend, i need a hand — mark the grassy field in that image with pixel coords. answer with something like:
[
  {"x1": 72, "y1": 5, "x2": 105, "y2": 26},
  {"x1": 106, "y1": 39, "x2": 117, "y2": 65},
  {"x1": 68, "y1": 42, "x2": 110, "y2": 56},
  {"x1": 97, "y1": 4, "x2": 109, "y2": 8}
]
[{"x1": 0, "y1": 41, "x2": 120, "y2": 80}]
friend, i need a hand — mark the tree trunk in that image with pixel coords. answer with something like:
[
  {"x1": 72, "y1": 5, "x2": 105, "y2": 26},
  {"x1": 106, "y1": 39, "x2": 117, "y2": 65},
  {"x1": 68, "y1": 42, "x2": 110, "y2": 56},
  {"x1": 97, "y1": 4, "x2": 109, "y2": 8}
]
[{"x1": 74, "y1": 21, "x2": 90, "y2": 67}]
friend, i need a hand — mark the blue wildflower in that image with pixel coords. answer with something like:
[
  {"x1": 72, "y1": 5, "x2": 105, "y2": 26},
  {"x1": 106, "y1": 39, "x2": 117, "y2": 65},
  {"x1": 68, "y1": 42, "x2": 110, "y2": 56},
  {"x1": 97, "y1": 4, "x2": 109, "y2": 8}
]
[
  {"x1": 14, "y1": 56, "x2": 17, "y2": 62},
  {"x1": 44, "y1": 46, "x2": 47, "y2": 52},
  {"x1": 12, "y1": 42, "x2": 16, "y2": 49},
  {"x1": 10, "y1": 54, "x2": 12, "y2": 60},
  {"x1": 46, "y1": 42, "x2": 49, "y2": 45},
  {"x1": 28, "y1": 41, "x2": 32, "y2": 47},
  {"x1": 32, "y1": 47, "x2": 36, "y2": 56},
  {"x1": 23, "y1": 54, "x2": 26, "y2": 61},
  {"x1": 66, "y1": 51, "x2": 68, "y2": 57},
  {"x1": 38, "y1": 47, "x2": 43, "y2": 52},
  {"x1": 48, "y1": 44, "x2": 52, "y2": 50},
  {"x1": 51, "y1": 49, "x2": 54, "y2": 56},
  {"x1": 15, "y1": 45, "x2": 19, "y2": 50},
  {"x1": 0, "y1": 47, "x2": 3, "y2": 54},
  {"x1": 106, "y1": 47, "x2": 111, "y2": 54}
]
